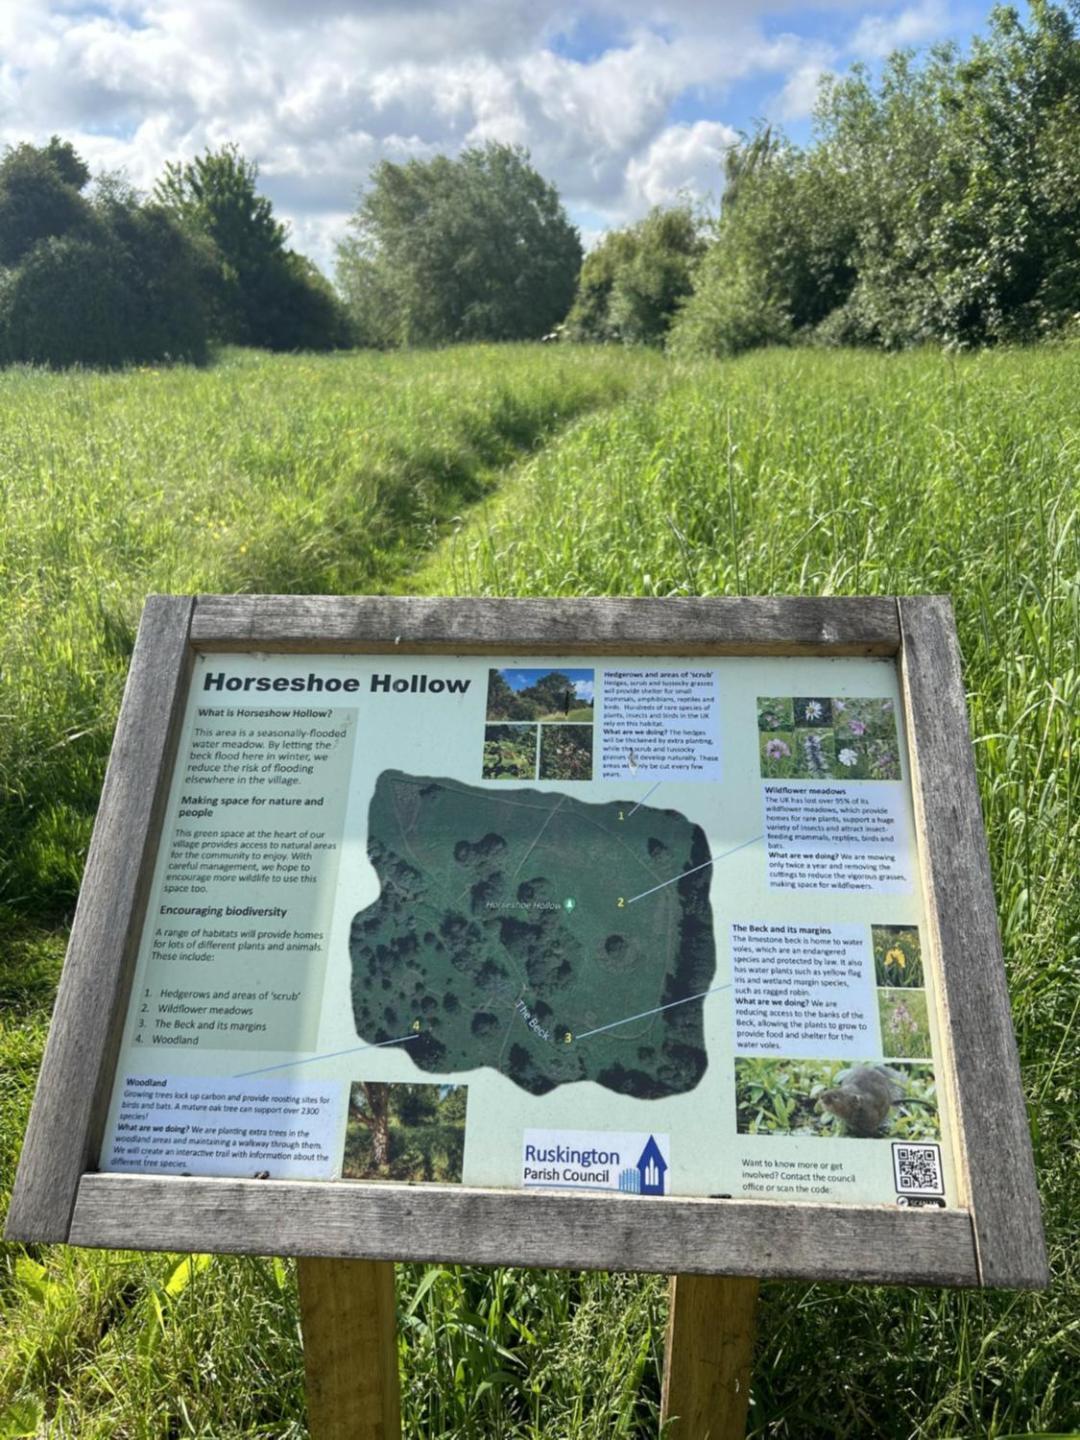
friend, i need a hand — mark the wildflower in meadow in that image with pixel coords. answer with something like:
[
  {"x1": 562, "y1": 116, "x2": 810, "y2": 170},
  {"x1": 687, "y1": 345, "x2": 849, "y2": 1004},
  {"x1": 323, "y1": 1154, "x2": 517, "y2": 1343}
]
[
  {"x1": 838, "y1": 747, "x2": 858, "y2": 768},
  {"x1": 870, "y1": 748, "x2": 898, "y2": 779},
  {"x1": 802, "y1": 733, "x2": 828, "y2": 775},
  {"x1": 804, "y1": 700, "x2": 823, "y2": 720},
  {"x1": 765, "y1": 738, "x2": 791, "y2": 760},
  {"x1": 849, "y1": 719, "x2": 866, "y2": 736},
  {"x1": 892, "y1": 1001, "x2": 915, "y2": 1034}
]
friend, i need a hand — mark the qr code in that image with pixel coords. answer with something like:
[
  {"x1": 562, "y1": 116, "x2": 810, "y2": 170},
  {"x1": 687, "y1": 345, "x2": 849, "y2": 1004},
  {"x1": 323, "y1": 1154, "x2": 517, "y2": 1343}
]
[{"x1": 892, "y1": 1142, "x2": 944, "y2": 1196}]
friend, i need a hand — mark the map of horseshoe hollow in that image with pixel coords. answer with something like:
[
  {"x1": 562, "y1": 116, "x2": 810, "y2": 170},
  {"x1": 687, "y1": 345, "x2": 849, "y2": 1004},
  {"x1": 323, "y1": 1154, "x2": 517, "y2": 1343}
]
[{"x1": 349, "y1": 770, "x2": 716, "y2": 1097}]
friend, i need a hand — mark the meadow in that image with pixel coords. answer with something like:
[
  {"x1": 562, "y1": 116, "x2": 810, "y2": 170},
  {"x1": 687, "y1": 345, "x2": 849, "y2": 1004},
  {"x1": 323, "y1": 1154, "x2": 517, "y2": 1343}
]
[{"x1": 2, "y1": 341, "x2": 1078, "y2": 1437}]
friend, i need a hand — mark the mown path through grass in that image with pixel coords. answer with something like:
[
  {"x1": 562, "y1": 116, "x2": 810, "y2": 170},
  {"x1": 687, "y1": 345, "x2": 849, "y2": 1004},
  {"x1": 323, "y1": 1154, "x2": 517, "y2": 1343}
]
[
  {"x1": 3, "y1": 343, "x2": 1078, "y2": 1438},
  {"x1": 0, "y1": 343, "x2": 663, "y2": 927},
  {"x1": 1, "y1": 342, "x2": 668, "y2": 1440}
]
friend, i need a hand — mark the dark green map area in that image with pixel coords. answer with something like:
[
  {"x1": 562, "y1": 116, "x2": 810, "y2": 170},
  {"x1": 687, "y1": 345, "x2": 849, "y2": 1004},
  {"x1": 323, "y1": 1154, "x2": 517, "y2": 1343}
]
[{"x1": 349, "y1": 771, "x2": 715, "y2": 1097}]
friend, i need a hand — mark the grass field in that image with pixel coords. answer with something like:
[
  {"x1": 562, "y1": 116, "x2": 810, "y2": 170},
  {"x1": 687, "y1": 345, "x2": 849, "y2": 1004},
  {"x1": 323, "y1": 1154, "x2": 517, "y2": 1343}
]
[{"x1": 2, "y1": 341, "x2": 1078, "y2": 1437}]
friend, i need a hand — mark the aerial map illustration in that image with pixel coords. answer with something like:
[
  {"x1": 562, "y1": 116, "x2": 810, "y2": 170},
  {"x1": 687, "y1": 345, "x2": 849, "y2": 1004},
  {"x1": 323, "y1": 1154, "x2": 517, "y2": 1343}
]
[{"x1": 349, "y1": 770, "x2": 716, "y2": 1096}]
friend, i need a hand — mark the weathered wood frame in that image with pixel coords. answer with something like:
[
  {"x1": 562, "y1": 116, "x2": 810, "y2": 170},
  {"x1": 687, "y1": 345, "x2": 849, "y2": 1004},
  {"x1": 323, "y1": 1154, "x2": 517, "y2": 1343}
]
[{"x1": 5, "y1": 595, "x2": 1047, "y2": 1289}]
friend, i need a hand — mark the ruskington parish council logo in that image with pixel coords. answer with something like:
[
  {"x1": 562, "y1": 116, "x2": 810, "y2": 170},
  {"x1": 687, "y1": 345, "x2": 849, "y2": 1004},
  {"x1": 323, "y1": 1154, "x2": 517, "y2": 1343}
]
[{"x1": 521, "y1": 1130, "x2": 670, "y2": 1194}]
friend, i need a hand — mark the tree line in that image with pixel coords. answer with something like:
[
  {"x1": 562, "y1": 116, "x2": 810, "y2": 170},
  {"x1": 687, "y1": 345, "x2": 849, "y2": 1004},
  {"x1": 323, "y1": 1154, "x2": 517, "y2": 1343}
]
[
  {"x1": 576, "y1": 0, "x2": 1080, "y2": 353},
  {"x1": 1, "y1": 0, "x2": 1076, "y2": 366},
  {"x1": 0, "y1": 142, "x2": 351, "y2": 365}
]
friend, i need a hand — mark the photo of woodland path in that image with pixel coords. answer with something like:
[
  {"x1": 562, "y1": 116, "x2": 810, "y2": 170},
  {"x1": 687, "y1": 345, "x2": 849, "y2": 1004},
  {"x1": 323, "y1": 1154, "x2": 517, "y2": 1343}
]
[{"x1": 2, "y1": 2, "x2": 1079, "y2": 1436}]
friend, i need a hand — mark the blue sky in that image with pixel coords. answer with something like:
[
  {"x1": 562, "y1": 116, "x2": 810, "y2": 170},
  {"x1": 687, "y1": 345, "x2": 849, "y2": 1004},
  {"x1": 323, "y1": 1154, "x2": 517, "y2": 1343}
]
[
  {"x1": 502, "y1": 669, "x2": 595, "y2": 702},
  {"x1": 0, "y1": 1, "x2": 1002, "y2": 271}
]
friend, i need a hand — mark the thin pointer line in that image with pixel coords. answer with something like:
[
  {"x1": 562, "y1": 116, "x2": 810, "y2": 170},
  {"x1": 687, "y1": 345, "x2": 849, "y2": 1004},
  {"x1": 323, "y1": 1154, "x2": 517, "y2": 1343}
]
[
  {"x1": 574, "y1": 983, "x2": 731, "y2": 1041},
  {"x1": 627, "y1": 834, "x2": 763, "y2": 903},
  {"x1": 511, "y1": 793, "x2": 567, "y2": 878},
  {"x1": 234, "y1": 1032, "x2": 419, "y2": 1079},
  {"x1": 626, "y1": 782, "x2": 661, "y2": 817}
]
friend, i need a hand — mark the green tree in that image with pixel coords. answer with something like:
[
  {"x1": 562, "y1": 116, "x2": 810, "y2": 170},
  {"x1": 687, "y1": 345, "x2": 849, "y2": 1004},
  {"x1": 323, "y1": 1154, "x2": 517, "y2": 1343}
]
[
  {"x1": 670, "y1": 130, "x2": 855, "y2": 356},
  {"x1": 0, "y1": 138, "x2": 212, "y2": 366},
  {"x1": 336, "y1": 143, "x2": 582, "y2": 346},
  {"x1": 674, "y1": 1, "x2": 1080, "y2": 356},
  {"x1": 929, "y1": 0, "x2": 1080, "y2": 341},
  {"x1": 485, "y1": 669, "x2": 519, "y2": 720},
  {"x1": 563, "y1": 226, "x2": 638, "y2": 343},
  {"x1": 566, "y1": 204, "x2": 704, "y2": 346},
  {"x1": 520, "y1": 671, "x2": 578, "y2": 715},
  {"x1": 0, "y1": 136, "x2": 94, "y2": 266},
  {"x1": 155, "y1": 145, "x2": 350, "y2": 350}
]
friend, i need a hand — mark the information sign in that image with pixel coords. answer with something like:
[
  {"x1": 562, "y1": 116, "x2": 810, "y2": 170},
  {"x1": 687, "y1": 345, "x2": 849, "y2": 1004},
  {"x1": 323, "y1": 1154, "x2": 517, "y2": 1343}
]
[{"x1": 6, "y1": 596, "x2": 1047, "y2": 1292}]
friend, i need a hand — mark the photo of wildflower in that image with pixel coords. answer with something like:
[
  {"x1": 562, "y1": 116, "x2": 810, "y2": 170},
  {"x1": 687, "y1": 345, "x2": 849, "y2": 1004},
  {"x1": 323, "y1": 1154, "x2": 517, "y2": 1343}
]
[
  {"x1": 757, "y1": 695, "x2": 903, "y2": 780},
  {"x1": 757, "y1": 697, "x2": 794, "y2": 732},
  {"x1": 878, "y1": 989, "x2": 932, "y2": 1059},
  {"x1": 794, "y1": 697, "x2": 832, "y2": 727},
  {"x1": 539, "y1": 723, "x2": 593, "y2": 780},
  {"x1": 832, "y1": 697, "x2": 902, "y2": 779},
  {"x1": 872, "y1": 924, "x2": 923, "y2": 987}
]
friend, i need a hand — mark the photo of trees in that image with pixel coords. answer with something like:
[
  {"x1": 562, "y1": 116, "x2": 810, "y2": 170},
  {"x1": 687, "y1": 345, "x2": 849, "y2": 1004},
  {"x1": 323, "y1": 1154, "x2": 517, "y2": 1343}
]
[{"x1": 342, "y1": 1082, "x2": 467, "y2": 1184}]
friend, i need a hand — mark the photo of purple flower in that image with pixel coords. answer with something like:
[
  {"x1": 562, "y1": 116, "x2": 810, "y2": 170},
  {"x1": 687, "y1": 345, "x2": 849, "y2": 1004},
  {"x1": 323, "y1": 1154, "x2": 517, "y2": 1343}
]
[{"x1": 758, "y1": 694, "x2": 903, "y2": 779}]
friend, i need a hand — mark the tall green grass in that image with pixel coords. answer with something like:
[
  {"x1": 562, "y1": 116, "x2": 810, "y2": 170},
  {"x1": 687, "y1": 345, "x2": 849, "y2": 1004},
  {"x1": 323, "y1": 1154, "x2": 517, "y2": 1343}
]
[
  {"x1": 0, "y1": 343, "x2": 660, "y2": 923},
  {"x1": 3, "y1": 343, "x2": 1078, "y2": 1437},
  {"x1": 422, "y1": 344, "x2": 1080, "y2": 1436}
]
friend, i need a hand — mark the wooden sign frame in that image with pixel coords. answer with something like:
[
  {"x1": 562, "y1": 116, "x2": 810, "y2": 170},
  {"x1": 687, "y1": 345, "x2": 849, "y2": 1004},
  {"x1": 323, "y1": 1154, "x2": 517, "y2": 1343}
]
[{"x1": 5, "y1": 595, "x2": 1047, "y2": 1291}]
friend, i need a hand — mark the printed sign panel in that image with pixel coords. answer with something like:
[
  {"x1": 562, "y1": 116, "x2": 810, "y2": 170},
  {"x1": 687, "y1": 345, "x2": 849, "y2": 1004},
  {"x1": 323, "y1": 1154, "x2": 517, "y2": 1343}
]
[{"x1": 99, "y1": 652, "x2": 959, "y2": 1208}]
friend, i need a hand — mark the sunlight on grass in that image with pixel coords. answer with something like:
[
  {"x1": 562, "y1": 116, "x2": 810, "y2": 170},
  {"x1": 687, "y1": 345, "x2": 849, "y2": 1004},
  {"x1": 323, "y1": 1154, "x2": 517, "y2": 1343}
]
[{"x1": 2, "y1": 342, "x2": 1078, "y2": 1438}]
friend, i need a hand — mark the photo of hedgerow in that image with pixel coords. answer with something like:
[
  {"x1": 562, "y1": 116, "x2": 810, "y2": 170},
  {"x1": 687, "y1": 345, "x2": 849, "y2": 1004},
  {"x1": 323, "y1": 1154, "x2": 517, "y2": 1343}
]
[
  {"x1": 486, "y1": 667, "x2": 594, "y2": 722},
  {"x1": 342, "y1": 1082, "x2": 467, "y2": 1183},
  {"x1": 482, "y1": 724, "x2": 537, "y2": 780},
  {"x1": 757, "y1": 695, "x2": 902, "y2": 779},
  {"x1": 873, "y1": 923, "x2": 924, "y2": 987},
  {"x1": 734, "y1": 1058, "x2": 940, "y2": 1140},
  {"x1": 538, "y1": 723, "x2": 593, "y2": 780}
]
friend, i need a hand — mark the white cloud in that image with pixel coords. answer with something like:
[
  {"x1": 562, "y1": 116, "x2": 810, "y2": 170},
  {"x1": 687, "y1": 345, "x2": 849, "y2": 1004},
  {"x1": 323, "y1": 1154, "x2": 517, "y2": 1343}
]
[
  {"x1": 775, "y1": 63, "x2": 830, "y2": 119},
  {"x1": 625, "y1": 120, "x2": 737, "y2": 211},
  {"x1": 0, "y1": 1, "x2": 959, "y2": 274},
  {"x1": 851, "y1": 1, "x2": 949, "y2": 59}
]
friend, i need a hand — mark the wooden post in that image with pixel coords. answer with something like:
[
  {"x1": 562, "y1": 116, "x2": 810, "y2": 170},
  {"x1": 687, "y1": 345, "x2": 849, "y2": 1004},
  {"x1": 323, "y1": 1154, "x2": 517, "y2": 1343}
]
[
  {"x1": 297, "y1": 1257, "x2": 401, "y2": 1440},
  {"x1": 660, "y1": 1274, "x2": 758, "y2": 1439}
]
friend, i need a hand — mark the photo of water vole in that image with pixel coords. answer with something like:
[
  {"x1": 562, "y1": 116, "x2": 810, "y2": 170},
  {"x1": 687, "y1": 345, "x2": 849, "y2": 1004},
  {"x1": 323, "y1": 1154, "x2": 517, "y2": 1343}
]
[{"x1": 735, "y1": 1057, "x2": 939, "y2": 1139}]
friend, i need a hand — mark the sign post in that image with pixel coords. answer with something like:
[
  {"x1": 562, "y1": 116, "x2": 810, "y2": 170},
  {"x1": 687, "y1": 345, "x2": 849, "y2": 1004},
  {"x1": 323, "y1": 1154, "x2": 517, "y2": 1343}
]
[
  {"x1": 661, "y1": 1275, "x2": 759, "y2": 1437},
  {"x1": 296, "y1": 1257, "x2": 400, "y2": 1440},
  {"x1": 5, "y1": 596, "x2": 1047, "y2": 1437}
]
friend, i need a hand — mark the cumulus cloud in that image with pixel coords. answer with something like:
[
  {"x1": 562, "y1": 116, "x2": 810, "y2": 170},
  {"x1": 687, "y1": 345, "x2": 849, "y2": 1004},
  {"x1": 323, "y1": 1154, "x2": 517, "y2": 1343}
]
[
  {"x1": 850, "y1": 0, "x2": 950, "y2": 59},
  {"x1": 625, "y1": 120, "x2": 737, "y2": 211},
  {"x1": 774, "y1": 63, "x2": 828, "y2": 119},
  {"x1": 0, "y1": 1, "x2": 957, "y2": 273}
]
